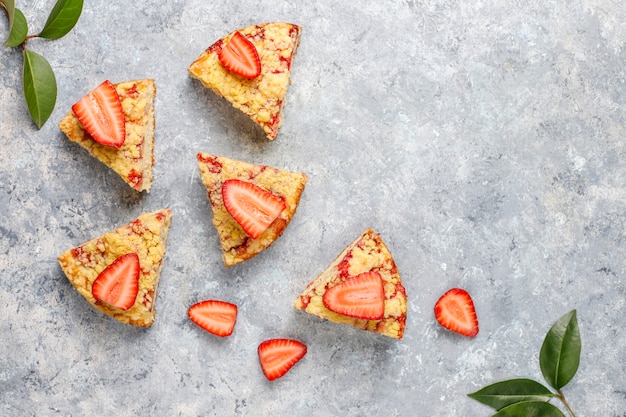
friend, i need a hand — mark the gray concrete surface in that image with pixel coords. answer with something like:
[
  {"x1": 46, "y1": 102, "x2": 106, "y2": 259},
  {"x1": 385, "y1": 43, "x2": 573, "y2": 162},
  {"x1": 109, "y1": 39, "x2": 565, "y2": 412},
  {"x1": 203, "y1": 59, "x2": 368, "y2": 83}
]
[{"x1": 1, "y1": 0, "x2": 625, "y2": 416}]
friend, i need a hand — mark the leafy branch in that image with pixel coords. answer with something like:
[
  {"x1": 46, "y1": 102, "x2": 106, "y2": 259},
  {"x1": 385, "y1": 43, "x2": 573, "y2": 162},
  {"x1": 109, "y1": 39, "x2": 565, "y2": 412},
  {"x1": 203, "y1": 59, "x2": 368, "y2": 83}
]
[
  {"x1": 468, "y1": 310, "x2": 581, "y2": 417},
  {"x1": 1, "y1": 0, "x2": 83, "y2": 128}
]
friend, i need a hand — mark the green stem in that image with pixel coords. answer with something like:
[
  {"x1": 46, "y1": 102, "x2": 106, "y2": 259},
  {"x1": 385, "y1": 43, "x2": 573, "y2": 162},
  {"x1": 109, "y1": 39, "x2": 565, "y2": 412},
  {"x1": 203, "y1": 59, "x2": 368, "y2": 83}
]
[
  {"x1": 0, "y1": 1, "x2": 8, "y2": 18},
  {"x1": 556, "y1": 390, "x2": 577, "y2": 417}
]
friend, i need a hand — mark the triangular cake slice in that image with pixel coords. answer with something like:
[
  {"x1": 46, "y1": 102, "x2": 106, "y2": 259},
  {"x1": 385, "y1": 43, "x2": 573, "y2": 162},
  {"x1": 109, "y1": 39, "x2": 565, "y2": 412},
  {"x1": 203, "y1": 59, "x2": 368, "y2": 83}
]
[
  {"x1": 57, "y1": 209, "x2": 172, "y2": 327},
  {"x1": 294, "y1": 229, "x2": 408, "y2": 340},
  {"x1": 188, "y1": 23, "x2": 301, "y2": 140},
  {"x1": 197, "y1": 152, "x2": 307, "y2": 267},
  {"x1": 59, "y1": 79, "x2": 156, "y2": 192}
]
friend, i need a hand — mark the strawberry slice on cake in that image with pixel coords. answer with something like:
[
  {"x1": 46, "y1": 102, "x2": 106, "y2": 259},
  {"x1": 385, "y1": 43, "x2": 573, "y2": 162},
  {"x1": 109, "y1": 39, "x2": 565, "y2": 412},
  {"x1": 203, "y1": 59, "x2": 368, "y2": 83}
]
[
  {"x1": 91, "y1": 253, "x2": 141, "y2": 311},
  {"x1": 196, "y1": 152, "x2": 307, "y2": 267},
  {"x1": 294, "y1": 229, "x2": 408, "y2": 340},
  {"x1": 188, "y1": 22, "x2": 301, "y2": 140},
  {"x1": 57, "y1": 209, "x2": 172, "y2": 327},
  {"x1": 222, "y1": 179, "x2": 286, "y2": 239},
  {"x1": 71, "y1": 80, "x2": 126, "y2": 148},
  {"x1": 322, "y1": 271, "x2": 386, "y2": 320},
  {"x1": 218, "y1": 31, "x2": 262, "y2": 79},
  {"x1": 59, "y1": 79, "x2": 157, "y2": 192}
]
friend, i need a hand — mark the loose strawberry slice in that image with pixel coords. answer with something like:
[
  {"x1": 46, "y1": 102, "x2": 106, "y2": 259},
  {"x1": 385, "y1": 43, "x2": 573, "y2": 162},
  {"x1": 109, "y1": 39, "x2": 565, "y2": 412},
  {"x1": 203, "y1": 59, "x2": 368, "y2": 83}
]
[
  {"x1": 218, "y1": 31, "x2": 262, "y2": 79},
  {"x1": 434, "y1": 288, "x2": 479, "y2": 337},
  {"x1": 222, "y1": 179, "x2": 286, "y2": 239},
  {"x1": 72, "y1": 80, "x2": 126, "y2": 148},
  {"x1": 91, "y1": 253, "x2": 140, "y2": 311},
  {"x1": 188, "y1": 300, "x2": 238, "y2": 337},
  {"x1": 322, "y1": 271, "x2": 385, "y2": 320},
  {"x1": 258, "y1": 338, "x2": 307, "y2": 381}
]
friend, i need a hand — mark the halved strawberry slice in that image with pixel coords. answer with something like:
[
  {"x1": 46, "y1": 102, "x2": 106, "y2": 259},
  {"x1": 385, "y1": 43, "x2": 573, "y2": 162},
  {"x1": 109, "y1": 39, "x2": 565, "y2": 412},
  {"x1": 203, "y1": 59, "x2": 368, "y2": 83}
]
[
  {"x1": 258, "y1": 338, "x2": 307, "y2": 381},
  {"x1": 218, "y1": 31, "x2": 262, "y2": 79},
  {"x1": 222, "y1": 179, "x2": 286, "y2": 239},
  {"x1": 434, "y1": 288, "x2": 479, "y2": 337},
  {"x1": 322, "y1": 271, "x2": 385, "y2": 320},
  {"x1": 91, "y1": 253, "x2": 140, "y2": 311},
  {"x1": 71, "y1": 80, "x2": 126, "y2": 148},
  {"x1": 188, "y1": 300, "x2": 238, "y2": 337}
]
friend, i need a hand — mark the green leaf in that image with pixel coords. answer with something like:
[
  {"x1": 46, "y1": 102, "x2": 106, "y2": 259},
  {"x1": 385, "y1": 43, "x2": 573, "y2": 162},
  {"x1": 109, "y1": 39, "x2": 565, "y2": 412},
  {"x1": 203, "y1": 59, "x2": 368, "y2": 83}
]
[
  {"x1": 492, "y1": 401, "x2": 566, "y2": 417},
  {"x1": 468, "y1": 378, "x2": 556, "y2": 410},
  {"x1": 38, "y1": 0, "x2": 83, "y2": 39},
  {"x1": 23, "y1": 49, "x2": 57, "y2": 129},
  {"x1": 3, "y1": 1, "x2": 28, "y2": 47},
  {"x1": 540, "y1": 310, "x2": 581, "y2": 390}
]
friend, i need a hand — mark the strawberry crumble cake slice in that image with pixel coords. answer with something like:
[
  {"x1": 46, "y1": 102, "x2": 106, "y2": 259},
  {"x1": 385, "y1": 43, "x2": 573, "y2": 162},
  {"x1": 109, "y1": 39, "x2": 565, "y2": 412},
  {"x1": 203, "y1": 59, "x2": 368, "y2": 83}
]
[
  {"x1": 59, "y1": 79, "x2": 157, "y2": 192},
  {"x1": 294, "y1": 229, "x2": 408, "y2": 340},
  {"x1": 197, "y1": 152, "x2": 307, "y2": 267},
  {"x1": 57, "y1": 209, "x2": 172, "y2": 327},
  {"x1": 188, "y1": 23, "x2": 301, "y2": 140}
]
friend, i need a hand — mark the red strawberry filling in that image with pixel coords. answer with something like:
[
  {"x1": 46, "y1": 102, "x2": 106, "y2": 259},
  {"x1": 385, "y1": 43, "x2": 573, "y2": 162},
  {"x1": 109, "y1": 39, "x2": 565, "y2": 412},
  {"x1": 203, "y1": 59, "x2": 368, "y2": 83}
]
[
  {"x1": 71, "y1": 246, "x2": 92, "y2": 265},
  {"x1": 337, "y1": 252, "x2": 353, "y2": 278},
  {"x1": 207, "y1": 39, "x2": 224, "y2": 54},
  {"x1": 128, "y1": 169, "x2": 143, "y2": 188},
  {"x1": 125, "y1": 83, "x2": 139, "y2": 98},
  {"x1": 141, "y1": 289, "x2": 155, "y2": 309},
  {"x1": 197, "y1": 153, "x2": 223, "y2": 173},
  {"x1": 298, "y1": 294, "x2": 312, "y2": 309}
]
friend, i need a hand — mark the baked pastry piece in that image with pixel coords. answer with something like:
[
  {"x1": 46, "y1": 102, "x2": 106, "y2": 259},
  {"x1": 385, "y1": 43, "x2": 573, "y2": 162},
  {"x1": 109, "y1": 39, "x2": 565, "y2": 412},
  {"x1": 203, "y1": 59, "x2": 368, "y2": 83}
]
[
  {"x1": 197, "y1": 152, "x2": 307, "y2": 267},
  {"x1": 188, "y1": 23, "x2": 301, "y2": 140},
  {"x1": 294, "y1": 229, "x2": 408, "y2": 340},
  {"x1": 59, "y1": 79, "x2": 157, "y2": 192},
  {"x1": 57, "y1": 209, "x2": 172, "y2": 327}
]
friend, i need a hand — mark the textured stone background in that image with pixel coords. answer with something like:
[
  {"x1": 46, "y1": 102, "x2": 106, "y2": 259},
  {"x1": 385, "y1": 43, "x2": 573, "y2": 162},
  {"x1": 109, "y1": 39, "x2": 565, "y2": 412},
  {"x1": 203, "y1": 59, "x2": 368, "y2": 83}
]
[{"x1": 1, "y1": 0, "x2": 625, "y2": 416}]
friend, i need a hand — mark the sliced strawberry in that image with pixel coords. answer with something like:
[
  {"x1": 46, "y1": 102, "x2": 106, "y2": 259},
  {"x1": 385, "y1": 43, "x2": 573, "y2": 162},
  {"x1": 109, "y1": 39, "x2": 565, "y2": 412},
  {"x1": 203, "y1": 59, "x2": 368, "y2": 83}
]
[
  {"x1": 222, "y1": 179, "x2": 286, "y2": 239},
  {"x1": 218, "y1": 31, "x2": 262, "y2": 79},
  {"x1": 258, "y1": 338, "x2": 307, "y2": 381},
  {"x1": 188, "y1": 300, "x2": 238, "y2": 337},
  {"x1": 72, "y1": 80, "x2": 126, "y2": 148},
  {"x1": 91, "y1": 253, "x2": 140, "y2": 311},
  {"x1": 322, "y1": 271, "x2": 385, "y2": 320},
  {"x1": 434, "y1": 288, "x2": 479, "y2": 337}
]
